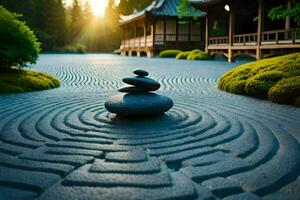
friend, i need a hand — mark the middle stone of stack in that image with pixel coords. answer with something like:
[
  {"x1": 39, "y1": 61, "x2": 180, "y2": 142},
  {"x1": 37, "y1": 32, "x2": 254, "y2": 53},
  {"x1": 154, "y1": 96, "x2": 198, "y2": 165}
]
[{"x1": 118, "y1": 69, "x2": 160, "y2": 93}]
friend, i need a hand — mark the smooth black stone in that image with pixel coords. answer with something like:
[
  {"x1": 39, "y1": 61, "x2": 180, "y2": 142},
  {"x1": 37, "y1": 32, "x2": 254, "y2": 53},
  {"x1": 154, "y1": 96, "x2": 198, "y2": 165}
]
[
  {"x1": 118, "y1": 86, "x2": 149, "y2": 93},
  {"x1": 133, "y1": 69, "x2": 149, "y2": 77},
  {"x1": 122, "y1": 77, "x2": 160, "y2": 91},
  {"x1": 105, "y1": 93, "x2": 173, "y2": 117}
]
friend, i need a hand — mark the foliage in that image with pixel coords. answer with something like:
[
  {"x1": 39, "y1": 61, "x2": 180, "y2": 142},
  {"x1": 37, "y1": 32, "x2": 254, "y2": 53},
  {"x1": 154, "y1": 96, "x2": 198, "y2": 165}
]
[
  {"x1": 188, "y1": 52, "x2": 211, "y2": 60},
  {"x1": 218, "y1": 53, "x2": 300, "y2": 106},
  {"x1": 118, "y1": 0, "x2": 153, "y2": 15},
  {"x1": 159, "y1": 50, "x2": 182, "y2": 58},
  {"x1": 176, "y1": 51, "x2": 190, "y2": 59},
  {"x1": 268, "y1": 1, "x2": 300, "y2": 25},
  {"x1": 268, "y1": 76, "x2": 300, "y2": 105},
  {"x1": 57, "y1": 43, "x2": 87, "y2": 54},
  {"x1": 0, "y1": 0, "x2": 130, "y2": 52},
  {"x1": 0, "y1": 68, "x2": 60, "y2": 93},
  {"x1": 175, "y1": 49, "x2": 211, "y2": 60},
  {"x1": 0, "y1": 0, "x2": 67, "y2": 51},
  {"x1": 0, "y1": 6, "x2": 40, "y2": 68},
  {"x1": 245, "y1": 71, "x2": 285, "y2": 98}
]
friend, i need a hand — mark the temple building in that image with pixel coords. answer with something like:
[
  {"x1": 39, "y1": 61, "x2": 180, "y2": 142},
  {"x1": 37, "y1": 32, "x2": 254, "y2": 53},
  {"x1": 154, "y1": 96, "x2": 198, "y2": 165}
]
[
  {"x1": 190, "y1": 0, "x2": 300, "y2": 62},
  {"x1": 119, "y1": 0, "x2": 205, "y2": 57}
]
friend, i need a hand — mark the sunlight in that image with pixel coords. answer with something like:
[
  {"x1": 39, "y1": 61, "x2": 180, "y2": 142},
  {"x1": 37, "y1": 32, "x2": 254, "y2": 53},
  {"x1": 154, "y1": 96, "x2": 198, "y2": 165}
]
[
  {"x1": 65, "y1": 0, "x2": 108, "y2": 17},
  {"x1": 89, "y1": 0, "x2": 108, "y2": 17}
]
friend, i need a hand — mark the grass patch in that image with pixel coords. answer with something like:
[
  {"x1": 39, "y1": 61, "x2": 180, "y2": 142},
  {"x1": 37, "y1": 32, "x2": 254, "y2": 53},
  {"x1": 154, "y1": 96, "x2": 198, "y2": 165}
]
[
  {"x1": 218, "y1": 53, "x2": 300, "y2": 106},
  {"x1": 0, "y1": 68, "x2": 60, "y2": 93},
  {"x1": 159, "y1": 50, "x2": 182, "y2": 58}
]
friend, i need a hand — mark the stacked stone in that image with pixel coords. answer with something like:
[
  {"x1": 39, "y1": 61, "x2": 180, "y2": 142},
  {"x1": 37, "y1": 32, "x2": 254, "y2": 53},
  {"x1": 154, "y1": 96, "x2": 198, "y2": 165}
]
[{"x1": 105, "y1": 69, "x2": 173, "y2": 117}]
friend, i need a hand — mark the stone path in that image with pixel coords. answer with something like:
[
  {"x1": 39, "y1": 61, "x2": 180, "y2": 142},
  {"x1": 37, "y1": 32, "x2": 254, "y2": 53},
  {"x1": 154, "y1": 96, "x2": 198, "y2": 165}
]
[{"x1": 0, "y1": 54, "x2": 299, "y2": 200}]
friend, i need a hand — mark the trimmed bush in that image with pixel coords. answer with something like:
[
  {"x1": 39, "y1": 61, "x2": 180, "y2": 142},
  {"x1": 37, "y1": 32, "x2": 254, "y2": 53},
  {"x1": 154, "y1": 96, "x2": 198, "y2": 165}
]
[
  {"x1": 187, "y1": 49, "x2": 211, "y2": 60},
  {"x1": 159, "y1": 50, "x2": 182, "y2": 58},
  {"x1": 268, "y1": 76, "x2": 300, "y2": 105},
  {"x1": 176, "y1": 52, "x2": 190, "y2": 59},
  {"x1": 0, "y1": 6, "x2": 40, "y2": 68},
  {"x1": 245, "y1": 71, "x2": 285, "y2": 98},
  {"x1": 218, "y1": 53, "x2": 300, "y2": 106},
  {"x1": 57, "y1": 43, "x2": 87, "y2": 54},
  {"x1": 0, "y1": 68, "x2": 60, "y2": 93}
]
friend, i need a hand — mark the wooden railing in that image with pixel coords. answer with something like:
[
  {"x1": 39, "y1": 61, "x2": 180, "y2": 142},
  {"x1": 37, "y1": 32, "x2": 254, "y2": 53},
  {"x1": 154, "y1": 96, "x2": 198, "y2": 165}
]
[
  {"x1": 121, "y1": 34, "x2": 202, "y2": 48},
  {"x1": 261, "y1": 29, "x2": 298, "y2": 44},
  {"x1": 233, "y1": 33, "x2": 258, "y2": 45},
  {"x1": 209, "y1": 29, "x2": 300, "y2": 46},
  {"x1": 209, "y1": 36, "x2": 229, "y2": 45},
  {"x1": 121, "y1": 36, "x2": 153, "y2": 49}
]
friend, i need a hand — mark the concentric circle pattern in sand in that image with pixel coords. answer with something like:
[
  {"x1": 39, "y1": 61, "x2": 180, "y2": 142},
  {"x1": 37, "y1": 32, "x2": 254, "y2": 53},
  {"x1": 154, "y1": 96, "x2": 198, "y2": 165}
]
[{"x1": 0, "y1": 54, "x2": 299, "y2": 200}]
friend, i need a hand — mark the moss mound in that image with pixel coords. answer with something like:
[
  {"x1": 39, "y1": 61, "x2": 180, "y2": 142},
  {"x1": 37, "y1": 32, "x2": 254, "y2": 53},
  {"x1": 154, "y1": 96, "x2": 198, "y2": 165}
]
[
  {"x1": 159, "y1": 50, "x2": 182, "y2": 58},
  {"x1": 0, "y1": 68, "x2": 60, "y2": 93},
  {"x1": 218, "y1": 53, "x2": 300, "y2": 106}
]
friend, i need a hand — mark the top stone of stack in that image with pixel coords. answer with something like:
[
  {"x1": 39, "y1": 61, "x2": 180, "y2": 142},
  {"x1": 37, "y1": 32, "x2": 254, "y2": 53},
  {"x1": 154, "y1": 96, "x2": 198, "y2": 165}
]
[{"x1": 133, "y1": 69, "x2": 149, "y2": 77}]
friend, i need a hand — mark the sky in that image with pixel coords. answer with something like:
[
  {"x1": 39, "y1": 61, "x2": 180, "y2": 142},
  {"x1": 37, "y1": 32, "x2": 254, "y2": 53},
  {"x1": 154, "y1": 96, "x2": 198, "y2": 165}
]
[{"x1": 65, "y1": 0, "x2": 109, "y2": 17}]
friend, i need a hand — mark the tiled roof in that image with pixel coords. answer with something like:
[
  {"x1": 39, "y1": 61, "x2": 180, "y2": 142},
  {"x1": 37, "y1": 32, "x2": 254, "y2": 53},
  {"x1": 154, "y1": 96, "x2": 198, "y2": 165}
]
[
  {"x1": 120, "y1": 0, "x2": 204, "y2": 24},
  {"x1": 189, "y1": 0, "x2": 225, "y2": 7}
]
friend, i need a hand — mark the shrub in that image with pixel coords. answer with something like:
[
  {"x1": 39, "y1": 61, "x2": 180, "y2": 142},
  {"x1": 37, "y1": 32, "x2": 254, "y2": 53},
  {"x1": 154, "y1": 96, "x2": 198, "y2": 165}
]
[
  {"x1": 268, "y1": 76, "x2": 300, "y2": 105},
  {"x1": 188, "y1": 53, "x2": 211, "y2": 60},
  {"x1": 0, "y1": 6, "x2": 40, "y2": 69},
  {"x1": 176, "y1": 51, "x2": 190, "y2": 59},
  {"x1": 58, "y1": 43, "x2": 87, "y2": 53},
  {"x1": 159, "y1": 50, "x2": 182, "y2": 58},
  {"x1": 218, "y1": 53, "x2": 300, "y2": 106},
  {"x1": 187, "y1": 49, "x2": 211, "y2": 60},
  {"x1": 245, "y1": 71, "x2": 285, "y2": 98}
]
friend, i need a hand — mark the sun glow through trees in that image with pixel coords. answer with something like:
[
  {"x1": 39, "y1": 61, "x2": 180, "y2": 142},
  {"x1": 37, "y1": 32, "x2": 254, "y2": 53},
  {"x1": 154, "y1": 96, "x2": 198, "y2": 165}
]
[{"x1": 65, "y1": 0, "x2": 108, "y2": 17}]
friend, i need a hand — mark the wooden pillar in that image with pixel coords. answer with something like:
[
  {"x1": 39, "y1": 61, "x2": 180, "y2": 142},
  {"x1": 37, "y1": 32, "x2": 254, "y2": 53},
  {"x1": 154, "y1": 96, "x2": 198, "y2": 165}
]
[
  {"x1": 228, "y1": 4, "x2": 235, "y2": 62},
  {"x1": 151, "y1": 23, "x2": 155, "y2": 47},
  {"x1": 163, "y1": 20, "x2": 167, "y2": 48},
  {"x1": 256, "y1": 0, "x2": 264, "y2": 60},
  {"x1": 285, "y1": 0, "x2": 292, "y2": 39},
  {"x1": 205, "y1": 9, "x2": 209, "y2": 53},
  {"x1": 144, "y1": 23, "x2": 147, "y2": 47}
]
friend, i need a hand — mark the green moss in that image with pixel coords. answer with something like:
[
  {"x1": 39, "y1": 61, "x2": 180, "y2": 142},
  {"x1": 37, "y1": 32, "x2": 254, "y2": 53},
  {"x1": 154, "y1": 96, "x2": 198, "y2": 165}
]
[
  {"x1": 0, "y1": 68, "x2": 60, "y2": 94},
  {"x1": 159, "y1": 50, "x2": 182, "y2": 58},
  {"x1": 218, "y1": 53, "x2": 300, "y2": 106}
]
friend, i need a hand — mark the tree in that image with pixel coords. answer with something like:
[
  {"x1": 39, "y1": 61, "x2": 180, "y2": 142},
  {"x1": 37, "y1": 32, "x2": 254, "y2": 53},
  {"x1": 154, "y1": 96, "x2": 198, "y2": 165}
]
[
  {"x1": 70, "y1": 0, "x2": 84, "y2": 42},
  {"x1": 268, "y1": 0, "x2": 300, "y2": 25},
  {"x1": 177, "y1": 0, "x2": 192, "y2": 17},
  {"x1": 0, "y1": 6, "x2": 41, "y2": 68},
  {"x1": 83, "y1": 1, "x2": 93, "y2": 22}
]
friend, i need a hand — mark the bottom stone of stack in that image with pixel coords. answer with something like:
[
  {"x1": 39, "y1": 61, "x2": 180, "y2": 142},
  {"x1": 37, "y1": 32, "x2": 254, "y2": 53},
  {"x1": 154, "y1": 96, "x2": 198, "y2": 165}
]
[{"x1": 105, "y1": 93, "x2": 174, "y2": 117}]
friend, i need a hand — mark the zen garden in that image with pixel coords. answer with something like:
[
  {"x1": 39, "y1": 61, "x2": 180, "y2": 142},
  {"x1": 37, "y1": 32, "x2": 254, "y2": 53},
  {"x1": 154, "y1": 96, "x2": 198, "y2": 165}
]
[{"x1": 0, "y1": 0, "x2": 300, "y2": 199}]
